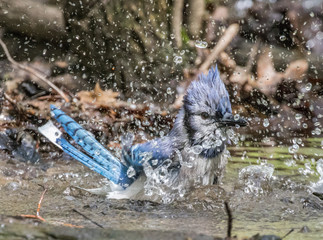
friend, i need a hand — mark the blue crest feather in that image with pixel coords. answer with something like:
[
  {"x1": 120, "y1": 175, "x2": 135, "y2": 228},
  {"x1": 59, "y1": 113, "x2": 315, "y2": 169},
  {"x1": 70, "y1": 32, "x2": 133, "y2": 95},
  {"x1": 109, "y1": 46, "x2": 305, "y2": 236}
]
[{"x1": 183, "y1": 66, "x2": 232, "y2": 116}]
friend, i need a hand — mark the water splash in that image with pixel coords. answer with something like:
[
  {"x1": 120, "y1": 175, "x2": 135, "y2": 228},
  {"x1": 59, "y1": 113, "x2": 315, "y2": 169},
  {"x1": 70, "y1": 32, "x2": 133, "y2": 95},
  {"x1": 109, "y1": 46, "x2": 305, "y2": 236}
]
[
  {"x1": 310, "y1": 159, "x2": 323, "y2": 195},
  {"x1": 239, "y1": 164, "x2": 275, "y2": 195},
  {"x1": 173, "y1": 56, "x2": 183, "y2": 64}
]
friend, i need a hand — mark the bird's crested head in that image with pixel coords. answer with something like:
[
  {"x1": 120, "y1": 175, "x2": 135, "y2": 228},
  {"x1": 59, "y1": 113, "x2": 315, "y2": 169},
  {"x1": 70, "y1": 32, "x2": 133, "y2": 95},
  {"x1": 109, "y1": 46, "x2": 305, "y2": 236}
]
[
  {"x1": 182, "y1": 66, "x2": 246, "y2": 157},
  {"x1": 184, "y1": 66, "x2": 246, "y2": 127}
]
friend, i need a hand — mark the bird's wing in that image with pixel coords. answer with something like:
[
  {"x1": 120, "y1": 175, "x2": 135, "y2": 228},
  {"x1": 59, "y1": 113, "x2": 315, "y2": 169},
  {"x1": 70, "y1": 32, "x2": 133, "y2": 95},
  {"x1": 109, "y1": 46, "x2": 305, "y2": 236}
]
[
  {"x1": 39, "y1": 106, "x2": 137, "y2": 188},
  {"x1": 124, "y1": 137, "x2": 176, "y2": 171}
]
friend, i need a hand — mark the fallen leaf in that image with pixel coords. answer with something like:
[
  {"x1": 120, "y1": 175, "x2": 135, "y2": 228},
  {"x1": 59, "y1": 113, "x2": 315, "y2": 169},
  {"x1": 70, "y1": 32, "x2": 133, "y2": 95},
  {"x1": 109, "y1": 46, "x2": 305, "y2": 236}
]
[
  {"x1": 77, "y1": 83, "x2": 126, "y2": 108},
  {"x1": 283, "y1": 59, "x2": 308, "y2": 80}
]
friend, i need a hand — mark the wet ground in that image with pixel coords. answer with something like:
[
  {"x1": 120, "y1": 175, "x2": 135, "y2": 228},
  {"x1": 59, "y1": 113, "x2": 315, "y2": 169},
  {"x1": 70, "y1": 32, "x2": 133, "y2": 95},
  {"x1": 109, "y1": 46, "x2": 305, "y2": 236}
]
[{"x1": 0, "y1": 134, "x2": 322, "y2": 239}]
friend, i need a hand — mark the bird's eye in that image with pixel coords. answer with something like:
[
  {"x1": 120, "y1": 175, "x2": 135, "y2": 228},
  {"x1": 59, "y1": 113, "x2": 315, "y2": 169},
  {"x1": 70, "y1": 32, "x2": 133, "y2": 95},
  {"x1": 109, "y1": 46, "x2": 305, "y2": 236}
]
[
  {"x1": 215, "y1": 111, "x2": 223, "y2": 119},
  {"x1": 201, "y1": 112, "x2": 210, "y2": 119}
]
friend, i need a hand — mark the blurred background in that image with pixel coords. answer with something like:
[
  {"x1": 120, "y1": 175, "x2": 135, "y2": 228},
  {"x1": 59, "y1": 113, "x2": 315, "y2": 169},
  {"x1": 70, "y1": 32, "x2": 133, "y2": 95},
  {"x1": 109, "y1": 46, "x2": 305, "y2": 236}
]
[{"x1": 0, "y1": 0, "x2": 322, "y2": 135}]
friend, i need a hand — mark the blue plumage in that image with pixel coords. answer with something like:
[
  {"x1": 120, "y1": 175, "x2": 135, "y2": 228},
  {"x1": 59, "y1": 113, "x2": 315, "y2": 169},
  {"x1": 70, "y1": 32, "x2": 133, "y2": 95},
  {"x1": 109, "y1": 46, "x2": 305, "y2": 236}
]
[
  {"x1": 40, "y1": 67, "x2": 247, "y2": 197},
  {"x1": 184, "y1": 66, "x2": 232, "y2": 117}
]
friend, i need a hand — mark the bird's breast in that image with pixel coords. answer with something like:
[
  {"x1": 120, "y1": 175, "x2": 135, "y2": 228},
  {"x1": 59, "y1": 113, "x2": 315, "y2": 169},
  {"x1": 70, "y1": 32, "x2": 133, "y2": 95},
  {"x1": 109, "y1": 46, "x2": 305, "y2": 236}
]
[{"x1": 176, "y1": 147, "x2": 226, "y2": 187}]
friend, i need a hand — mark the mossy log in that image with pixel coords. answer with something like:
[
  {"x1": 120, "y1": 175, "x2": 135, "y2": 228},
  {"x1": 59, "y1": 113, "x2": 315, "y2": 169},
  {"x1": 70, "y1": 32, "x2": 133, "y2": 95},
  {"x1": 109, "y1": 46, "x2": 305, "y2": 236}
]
[{"x1": 0, "y1": 0, "x2": 66, "y2": 41}]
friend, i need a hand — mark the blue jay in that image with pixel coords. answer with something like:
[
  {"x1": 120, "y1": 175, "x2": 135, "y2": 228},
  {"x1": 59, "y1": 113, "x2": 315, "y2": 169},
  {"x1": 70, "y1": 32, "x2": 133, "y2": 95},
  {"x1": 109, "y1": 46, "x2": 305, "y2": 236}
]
[{"x1": 39, "y1": 67, "x2": 247, "y2": 200}]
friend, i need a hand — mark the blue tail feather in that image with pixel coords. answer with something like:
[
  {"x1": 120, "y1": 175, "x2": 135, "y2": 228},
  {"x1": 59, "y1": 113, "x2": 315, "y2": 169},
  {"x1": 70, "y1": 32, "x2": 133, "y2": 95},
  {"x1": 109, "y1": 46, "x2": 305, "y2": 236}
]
[
  {"x1": 58, "y1": 137, "x2": 133, "y2": 187},
  {"x1": 50, "y1": 105, "x2": 135, "y2": 188},
  {"x1": 50, "y1": 105, "x2": 122, "y2": 166}
]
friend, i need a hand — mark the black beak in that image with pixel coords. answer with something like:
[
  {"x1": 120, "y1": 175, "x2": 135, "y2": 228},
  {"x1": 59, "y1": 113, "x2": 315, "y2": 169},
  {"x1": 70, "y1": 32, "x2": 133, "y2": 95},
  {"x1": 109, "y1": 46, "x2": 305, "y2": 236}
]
[{"x1": 218, "y1": 113, "x2": 248, "y2": 127}]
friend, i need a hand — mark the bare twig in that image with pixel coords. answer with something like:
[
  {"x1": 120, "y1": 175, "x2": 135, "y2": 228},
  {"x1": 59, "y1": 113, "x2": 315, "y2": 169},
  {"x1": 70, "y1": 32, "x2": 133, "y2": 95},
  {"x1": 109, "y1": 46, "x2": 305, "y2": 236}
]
[
  {"x1": 282, "y1": 228, "x2": 294, "y2": 239},
  {"x1": 21, "y1": 185, "x2": 47, "y2": 222},
  {"x1": 3, "y1": 92, "x2": 16, "y2": 105},
  {"x1": 20, "y1": 185, "x2": 83, "y2": 228},
  {"x1": 219, "y1": 51, "x2": 236, "y2": 70},
  {"x1": 224, "y1": 201, "x2": 233, "y2": 238},
  {"x1": 72, "y1": 209, "x2": 104, "y2": 228},
  {"x1": 199, "y1": 24, "x2": 239, "y2": 73},
  {"x1": 0, "y1": 38, "x2": 70, "y2": 102},
  {"x1": 172, "y1": 0, "x2": 184, "y2": 48},
  {"x1": 3, "y1": 91, "x2": 31, "y2": 121}
]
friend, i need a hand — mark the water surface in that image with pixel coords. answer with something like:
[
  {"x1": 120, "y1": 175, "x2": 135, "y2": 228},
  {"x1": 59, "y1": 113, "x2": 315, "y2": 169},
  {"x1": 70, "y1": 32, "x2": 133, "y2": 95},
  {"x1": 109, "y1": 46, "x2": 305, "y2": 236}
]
[{"x1": 0, "y1": 135, "x2": 322, "y2": 239}]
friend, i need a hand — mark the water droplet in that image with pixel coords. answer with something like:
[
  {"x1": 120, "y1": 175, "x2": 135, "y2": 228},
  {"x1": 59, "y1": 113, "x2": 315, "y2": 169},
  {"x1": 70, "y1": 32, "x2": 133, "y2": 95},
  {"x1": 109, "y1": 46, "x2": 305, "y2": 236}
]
[
  {"x1": 3, "y1": 10, "x2": 8, "y2": 14},
  {"x1": 151, "y1": 159, "x2": 159, "y2": 166},
  {"x1": 195, "y1": 40, "x2": 208, "y2": 48},
  {"x1": 174, "y1": 56, "x2": 182, "y2": 64},
  {"x1": 263, "y1": 118, "x2": 270, "y2": 127},
  {"x1": 310, "y1": 12, "x2": 314, "y2": 17},
  {"x1": 202, "y1": 140, "x2": 212, "y2": 149},
  {"x1": 284, "y1": 159, "x2": 296, "y2": 167},
  {"x1": 166, "y1": 87, "x2": 172, "y2": 94},
  {"x1": 288, "y1": 144, "x2": 299, "y2": 153},
  {"x1": 127, "y1": 166, "x2": 136, "y2": 178},
  {"x1": 215, "y1": 139, "x2": 222, "y2": 147},
  {"x1": 314, "y1": 122, "x2": 321, "y2": 127},
  {"x1": 179, "y1": 188, "x2": 186, "y2": 198},
  {"x1": 185, "y1": 161, "x2": 194, "y2": 168},
  {"x1": 317, "y1": 159, "x2": 323, "y2": 178},
  {"x1": 192, "y1": 145, "x2": 203, "y2": 155},
  {"x1": 139, "y1": 152, "x2": 153, "y2": 163},
  {"x1": 234, "y1": 114, "x2": 240, "y2": 121},
  {"x1": 314, "y1": 127, "x2": 322, "y2": 135},
  {"x1": 299, "y1": 154, "x2": 304, "y2": 161},
  {"x1": 226, "y1": 129, "x2": 235, "y2": 140},
  {"x1": 174, "y1": 149, "x2": 183, "y2": 164},
  {"x1": 295, "y1": 113, "x2": 302, "y2": 120},
  {"x1": 94, "y1": 149, "x2": 100, "y2": 155},
  {"x1": 279, "y1": 35, "x2": 286, "y2": 41},
  {"x1": 305, "y1": 83, "x2": 312, "y2": 91}
]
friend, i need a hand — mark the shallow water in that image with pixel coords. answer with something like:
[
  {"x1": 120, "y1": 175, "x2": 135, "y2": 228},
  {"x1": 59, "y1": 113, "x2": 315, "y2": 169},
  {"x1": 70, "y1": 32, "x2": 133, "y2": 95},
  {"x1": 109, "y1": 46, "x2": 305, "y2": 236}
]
[{"x1": 0, "y1": 135, "x2": 322, "y2": 239}]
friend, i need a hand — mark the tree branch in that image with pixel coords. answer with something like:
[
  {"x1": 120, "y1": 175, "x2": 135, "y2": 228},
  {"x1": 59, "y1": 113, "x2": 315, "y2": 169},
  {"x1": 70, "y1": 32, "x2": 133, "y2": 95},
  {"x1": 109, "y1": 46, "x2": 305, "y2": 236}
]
[
  {"x1": 0, "y1": 38, "x2": 70, "y2": 102},
  {"x1": 188, "y1": 0, "x2": 205, "y2": 38},
  {"x1": 172, "y1": 0, "x2": 184, "y2": 48},
  {"x1": 199, "y1": 24, "x2": 239, "y2": 72}
]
